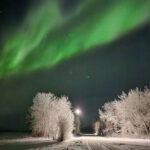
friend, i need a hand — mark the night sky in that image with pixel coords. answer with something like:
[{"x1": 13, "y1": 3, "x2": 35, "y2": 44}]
[{"x1": 0, "y1": 0, "x2": 150, "y2": 131}]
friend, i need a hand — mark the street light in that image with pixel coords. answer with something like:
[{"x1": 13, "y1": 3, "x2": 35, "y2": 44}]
[{"x1": 75, "y1": 108, "x2": 81, "y2": 116}]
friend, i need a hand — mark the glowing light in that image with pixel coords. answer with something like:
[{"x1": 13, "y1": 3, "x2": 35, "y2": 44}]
[{"x1": 75, "y1": 108, "x2": 81, "y2": 115}]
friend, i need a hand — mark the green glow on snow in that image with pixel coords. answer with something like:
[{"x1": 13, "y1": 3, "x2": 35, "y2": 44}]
[{"x1": 0, "y1": 0, "x2": 150, "y2": 78}]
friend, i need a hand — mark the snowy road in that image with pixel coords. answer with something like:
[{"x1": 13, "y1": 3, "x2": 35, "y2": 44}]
[{"x1": 1, "y1": 133, "x2": 150, "y2": 150}]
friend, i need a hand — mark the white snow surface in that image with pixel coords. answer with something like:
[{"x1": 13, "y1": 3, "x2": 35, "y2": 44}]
[{"x1": 1, "y1": 133, "x2": 150, "y2": 150}]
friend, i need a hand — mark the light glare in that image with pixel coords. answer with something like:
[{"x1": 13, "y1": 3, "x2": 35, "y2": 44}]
[{"x1": 75, "y1": 108, "x2": 81, "y2": 115}]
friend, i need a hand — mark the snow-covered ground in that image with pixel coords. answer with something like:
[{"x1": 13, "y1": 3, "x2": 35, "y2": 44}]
[{"x1": 1, "y1": 133, "x2": 150, "y2": 150}]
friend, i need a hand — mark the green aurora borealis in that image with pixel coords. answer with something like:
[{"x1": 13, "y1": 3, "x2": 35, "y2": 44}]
[{"x1": 0, "y1": 0, "x2": 150, "y2": 78}]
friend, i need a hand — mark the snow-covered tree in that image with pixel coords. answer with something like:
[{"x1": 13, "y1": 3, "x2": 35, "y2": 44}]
[
  {"x1": 56, "y1": 96, "x2": 74, "y2": 141},
  {"x1": 93, "y1": 120, "x2": 100, "y2": 135},
  {"x1": 74, "y1": 115, "x2": 80, "y2": 135},
  {"x1": 29, "y1": 92, "x2": 74, "y2": 141},
  {"x1": 99, "y1": 87, "x2": 150, "y2": 138},
  {"x1": 99, "y1": 100, "x2": 122, "y2": 136}
]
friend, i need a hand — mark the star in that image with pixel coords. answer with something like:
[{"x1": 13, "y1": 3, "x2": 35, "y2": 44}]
[
  {"x1": 69, "y1": 71, "x2": 73, "y2": 75},
  {"x1": 86, "y1": 75, "x2": 91, "y2": 79}
]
